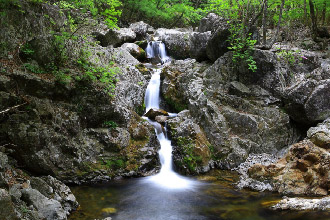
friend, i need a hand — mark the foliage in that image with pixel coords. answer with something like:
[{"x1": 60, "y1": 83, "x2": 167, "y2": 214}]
[
  {"x1": 76, "y1": 48, "x2": 121, "y2": 96},
  {"x1": 22, "y1": 63, "x2": 44, "y2": 74},
  {"x1": 227, "y1": 23, "x2": 257, "y2": 72},
  {"x1": 275, "y1": 48, "x2": 303, "y2": 66},
  {"x1": 103, "y1": 120, "x2": 118, "y2": 129},
  {"x1": 121, "y1": 0, "x2": 206, "y2": 27},
  {"x1": 177, "y1": 137, "x2": 202, "y2": 173}
]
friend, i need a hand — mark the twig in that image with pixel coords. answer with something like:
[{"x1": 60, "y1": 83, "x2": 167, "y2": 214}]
[{"x1": 0, "y1": 102, "x2": 27, "y2": 114}]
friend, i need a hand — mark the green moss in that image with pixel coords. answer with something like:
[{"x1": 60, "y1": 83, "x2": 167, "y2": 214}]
[
  {"x1": 164, "y1": 95, "x2": 187, "y2": 112},
  {"x1": 135, "y1": 102, "x2": 146, "y2": 116},
  {"x1": 177, "y1": 137, "x2": 202, "y2": 173}
]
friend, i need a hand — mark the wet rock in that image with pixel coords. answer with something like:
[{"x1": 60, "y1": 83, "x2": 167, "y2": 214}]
[
  {"x1": 167, "y1": 110, "x2": 212, "y2": 175},
  {"x1": 121, "y1": 43, "x2": 146, "y2": 61},
  {"x1": 272, "y1": 197, "x2": 330, "y2": 210},
  {"x1": 102, "y1": 28, "x2": 136, "y2": 47},
  {"x1": 155, "y1": 115, "x2": 168, "y2": 125},
  {"x1": 144, "y1": 108, "x2": 169, "y2": 120}
]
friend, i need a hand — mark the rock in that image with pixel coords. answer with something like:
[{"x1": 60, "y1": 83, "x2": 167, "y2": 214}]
[
  {"x1": 228, "y1": 81, "x2": 251, "y2": 97},
  {"x1": 101, "y1": 28, "x2": 136, "y2": 47},
  {"x1": 0, "y1": 152, "x2": 8, "y2": 171},
  {"x1": 31, "y1": 176, "x2": 78, "y2": 214},
  {"x1": 0, "y1": 40, "x2": 160, "y2": 183},
  {"x1": 205, "y1": 18, "x2": 230, "y2": 61},
  {"x1": 0, "y1": 2, "x2": 66, "y2": 57},
  {"x1": 247, "y1": 139, "x2": 330, "y2": 196},
  {"x1": 129, "y1": 21, "x2": 152, "y2": 41},
  {"x1": 144, "y1": 108, "x2": 169, "y2": 120},
  {"x1": 161, "y1": 58, "x2": 299, "y2": 168},
  {"x1": 21, "y1": 188, "x2": 67, "y2": 220},
  {"x1": 307, "y1": 118, "x2": 330, "y2": 149},
  {"x1": 0, "y1": 189, "x2": 18, "y2": 220},
  {"x1": 155, "y1": 115, "x2": 168, "y2": 125},
  {"x1": 156, "y1": 28, "x2": 211, "y2": 61},
  {"x1": 167, "y1": 110, "x2": 212, "y2": 175},
  {"x1": 283, "y1": 79, "x2": 330, "y2": 125},
  {"x1": 235, "y1": 153, "x2": 279, "y2": 192},
  {"x1": 272, "y1": 197, "x2": 330, "y2": 210},
  {"x1": 198, "y1": 13, "x2": 221, "y2": 33},
  {"x1": 121, "y1": 43, "x2": 146, "y2": 61}
]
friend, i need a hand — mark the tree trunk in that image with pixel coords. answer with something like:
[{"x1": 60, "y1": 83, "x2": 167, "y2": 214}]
[
  {"x1": 304, "y1": 0, "x2": 308, "y2": 25},
  {"x1": 309, "y1": 0, "x2": 319, "y2": 40},
  {"x1": 322, "y1": 0, "x2": 326, "y2": 25},
  {"x1": 262, "y1": 0, "x2": 268, "y2": 46},
  {"x1": 268, "y1": 0, "x2": 285, "y2": 47}
]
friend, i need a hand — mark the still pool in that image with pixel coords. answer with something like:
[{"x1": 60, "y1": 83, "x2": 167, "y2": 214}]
[{"x1": 69, "y1": 171, "x2": 330, "y2": 220}]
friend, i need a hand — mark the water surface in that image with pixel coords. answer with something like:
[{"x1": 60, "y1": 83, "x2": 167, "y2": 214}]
[{"x1": 69, "y1": 170, "x2": 330, "y2": 220}]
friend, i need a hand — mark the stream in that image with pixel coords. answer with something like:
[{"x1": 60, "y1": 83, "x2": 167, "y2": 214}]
[{"x1": 69, "y1": 41, "x2": 330, "y2": 220}]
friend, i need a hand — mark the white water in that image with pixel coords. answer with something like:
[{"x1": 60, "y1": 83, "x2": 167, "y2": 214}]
[
  {"x1": 146, "y1": 41, "x2": 170, "y2": 64},
  {"x1": 143, "y1": 42, "x2": 194, "y2": 189}
]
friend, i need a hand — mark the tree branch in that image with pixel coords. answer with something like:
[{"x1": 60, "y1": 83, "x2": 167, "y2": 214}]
[{"x1": 0, "y1": 102, "x2": 27, "y2": 115}]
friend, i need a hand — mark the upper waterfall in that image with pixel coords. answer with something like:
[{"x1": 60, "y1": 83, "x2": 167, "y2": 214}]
[{"x1": 146, "y1": 41, "x2": 170, "y2": 64}]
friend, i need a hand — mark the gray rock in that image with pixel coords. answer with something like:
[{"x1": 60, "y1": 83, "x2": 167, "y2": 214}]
[
  {"x1": 102, "y1": 28, "x2": 136, "y2": 47},
  {"x1": 167, "y1": 110, "x2": 212, "y2": 175},
  {"x1": 307, "y1": 118, "x2": 330, "y2": 149},
  {"x1": 156, "y1": 28, "x2": 211, "y2": 61},
  {"x1": 272, "y1": 197, "x2": 330, "y2": 210},
  {"x1": 129, "y1": 21, "x2": 152, "y2": 40},
  {"x1": 161, "y1": 57, "x2": 299, "y2": 168},
  {"x1": 0, "y1": 189, "x2": 18, "y2": 220},
  {"x1": 205, "y1": 18, "x2": 230, "y2": 61},
  {"x1": 198, "y1": 13, "x2": 221, "y2": 33},
  {"x1": 21, "y1": 188, "x2": 67, "y2": 220},
  {"x1": 0, "y1": 152, "x2": 8, "y2": 171},
  {"x1": 121, "y1": 43, "x2": 146, "y2": 61}
]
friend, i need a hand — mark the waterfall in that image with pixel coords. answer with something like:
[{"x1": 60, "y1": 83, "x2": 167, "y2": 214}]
[
  {"x1": 146, "y1": 41, "x2": 170, "y2": 64},
  {"x1": 143, "y1": 43, "x2": 193, "y2": 189}
]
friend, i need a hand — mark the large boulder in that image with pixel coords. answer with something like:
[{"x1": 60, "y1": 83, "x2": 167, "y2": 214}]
[
  {"x1": 161, "y1": 58, "x2": 299, "y2": 169},
  {"x1": 247, "y1": 119, "x2": 330, "y2": 196},
  {"x1": 156, "y1": 29, "x2": 211, "y2": 61},
  {"x1": 0, "y1": 45, "x2": 160, "y2": 184},
  {"x1": 129, "y1": 21, "x2": 153, "y2": 41},
  {"x1": 198, "y1": 13, "x2": 221, "y2": 33},
  {"x1": 21, "y1": 188, "x2": 67, "y2": 220},
  {"x1": 101, "y1": 28, "x2": 136, "y2": 47},
  {"x1": 204, "y1": 15, "x2": 231, "y2": 61},
  {"x1": 121, "y1": 43, "x2": 146, "y2": 61},
  {"x1": 167, "y1": 110, "x2": 212, "y2": 175},
  {"x1": 0, "y1": 189, "x2": 18, "y2": 220}
]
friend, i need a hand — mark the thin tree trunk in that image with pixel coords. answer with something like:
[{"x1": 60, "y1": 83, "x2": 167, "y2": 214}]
[
  {"x1": 304, "y1": 0, "x2": 308, "y2": 24},
  {"x1": 269, "y1": 0, "x2": 285, "y2": 47},
  {"x1": 262, "y1": 0, "x2": 268, "y2": 46},
  {"x1": 322, "y1": 0, "x2": 326, "y2": 25},
  {"x1": 309, "y1": 0, "x2": 319, "y2": 39}
]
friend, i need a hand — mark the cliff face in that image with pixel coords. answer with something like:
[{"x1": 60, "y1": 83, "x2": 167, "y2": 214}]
[{"x1": 0, "y1": 2, "x2": 161, "y2": 219}]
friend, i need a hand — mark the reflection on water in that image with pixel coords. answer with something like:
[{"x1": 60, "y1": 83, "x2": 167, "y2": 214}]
[{"x1": 69, "y1": 171, "x2": 330, "y2": 220}]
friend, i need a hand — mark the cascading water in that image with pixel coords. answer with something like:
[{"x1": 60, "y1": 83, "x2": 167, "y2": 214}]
[
  {"x1": 143, "y1": 42, "x2": 194, "y2": 189},
  {"x1": 146, "y1": 41, "x2": 171, "y2": 64}
]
